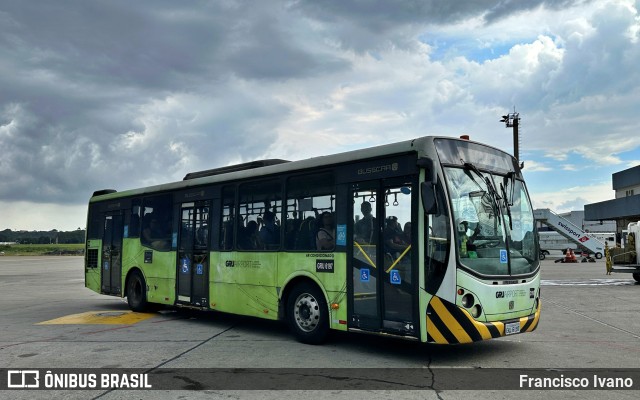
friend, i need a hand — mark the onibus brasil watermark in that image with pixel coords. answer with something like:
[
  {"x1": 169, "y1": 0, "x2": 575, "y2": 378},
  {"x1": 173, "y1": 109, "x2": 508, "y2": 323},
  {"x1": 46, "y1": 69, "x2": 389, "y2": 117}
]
[
  {"x1": 7, "y1": 370, "x2": 151, "y2": 389},
  {"x1": 4, "y1": 368, "x2": 639, "y2": 390}
]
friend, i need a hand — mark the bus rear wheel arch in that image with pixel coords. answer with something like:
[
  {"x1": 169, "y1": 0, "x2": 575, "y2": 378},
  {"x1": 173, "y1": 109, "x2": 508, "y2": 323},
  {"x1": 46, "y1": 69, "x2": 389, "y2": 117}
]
[
  {"x1": 126, "y1": 269, "x2": 149, "y2": 312},
  {"x1": 285, "y1": 280, "x2": 329, "y2": 344}
]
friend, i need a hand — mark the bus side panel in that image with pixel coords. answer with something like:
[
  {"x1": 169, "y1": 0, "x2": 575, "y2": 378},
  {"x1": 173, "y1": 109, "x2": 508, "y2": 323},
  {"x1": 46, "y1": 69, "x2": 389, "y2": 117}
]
[
  {"x1": 210, "y1": 251, "x2": 279, "y2": 320},
  {"x1": 277, "y1": 252, "x2": 348, "y2": 331},
  {"x1": 85, "y1": 239, "x2": 102, "y2": 294},
  {"x1": 142, "y1": 250, "x2": 177, "y2": 306},
  {"x1": 120, "y1": 239, "x2": 177, "y2": 305},
  {"x1": 419, "y1": 290, "x2": 434, "y2": 343}
]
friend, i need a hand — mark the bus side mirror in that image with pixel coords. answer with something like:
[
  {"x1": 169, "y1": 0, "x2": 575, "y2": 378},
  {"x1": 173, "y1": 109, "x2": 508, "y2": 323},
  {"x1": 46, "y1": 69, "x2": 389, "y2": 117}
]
[
  {"x1": 417, "y1": 158, "x2": 439, "y2": 215},
  {"x1": 422, "y1": 182, "x2": 438, "y2": 215}
]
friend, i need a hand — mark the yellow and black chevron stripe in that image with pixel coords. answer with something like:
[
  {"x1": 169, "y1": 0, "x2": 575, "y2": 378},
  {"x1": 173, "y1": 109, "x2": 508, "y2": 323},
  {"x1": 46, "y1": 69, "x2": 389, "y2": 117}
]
[{"x1": 427, "y1": 296, "x2": 540, "y2": 344}]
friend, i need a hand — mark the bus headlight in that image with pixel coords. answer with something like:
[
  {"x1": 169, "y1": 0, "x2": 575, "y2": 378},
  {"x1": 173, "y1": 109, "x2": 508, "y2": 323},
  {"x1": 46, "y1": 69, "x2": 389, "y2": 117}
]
[
  {"x1": 461, "y1": 293, "x2": 474, "y2": 308},
  {"x1": 471, "y1": 304, "x2": 482, "y2": 318}
]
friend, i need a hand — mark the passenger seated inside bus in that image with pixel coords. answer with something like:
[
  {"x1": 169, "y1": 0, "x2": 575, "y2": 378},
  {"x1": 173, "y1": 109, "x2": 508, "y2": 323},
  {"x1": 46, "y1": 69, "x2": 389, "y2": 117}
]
[
  {"x1": 238, "y1": 220, "x2": 263, "y2": 250},
  {"x1": 384, "y1": 216, "x2": 409, "y2": 259},
  {"x1": 402, "y1": 222, "x2": 412, "y2": 245},
  {"x1": 316, "y1": 211, "x2": 335, "y2": 251},
  {"x1": 260, "y1": 211, "x2": 280, "y2": 249},
  {"x1": 295, "y1": 216, "x2": 316, "y2": 250},
  {"x1": 142, "y1": 214, "x2": 171, "y2": 250},
  {"x1": 284, "y1": 218, "x2": 299, "y2": 249}
]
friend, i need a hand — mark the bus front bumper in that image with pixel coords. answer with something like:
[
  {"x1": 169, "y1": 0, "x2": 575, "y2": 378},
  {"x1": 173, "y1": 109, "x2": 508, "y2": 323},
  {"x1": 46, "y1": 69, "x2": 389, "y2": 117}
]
[{"x1": 426, "y1": 296, "x2": 540, "y2": 344}]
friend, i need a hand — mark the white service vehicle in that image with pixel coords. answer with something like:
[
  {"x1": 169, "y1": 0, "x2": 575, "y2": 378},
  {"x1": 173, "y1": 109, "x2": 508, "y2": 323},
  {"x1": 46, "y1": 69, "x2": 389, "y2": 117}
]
[{"x1": 610, "y1": 222, "x2": 640, "y2": 282}]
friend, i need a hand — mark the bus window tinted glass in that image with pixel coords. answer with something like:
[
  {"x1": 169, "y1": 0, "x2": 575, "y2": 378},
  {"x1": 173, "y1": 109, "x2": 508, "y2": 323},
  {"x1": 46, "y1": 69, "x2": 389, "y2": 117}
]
[
  {"x1": 425, "y1": 182, "x2": 450, "y2": 294},
  {"x1": 285, "y1": 172, "x2": 335, "y2": 251},
  {"x1": 238, "y1": 180, "x2": 282, "y2": 251},
  {"x1": 220, "y1": 186, "x2": 236, "y2": 251},
  {"x1": 125, "y1": 200, "x2": 141, "y2": 238},
  {"x1": 140, "y1": 194, "x2": 173, "y2": 251},
  {"x1": 87, "y1": 204, "x2": 102, "y2": 239}
]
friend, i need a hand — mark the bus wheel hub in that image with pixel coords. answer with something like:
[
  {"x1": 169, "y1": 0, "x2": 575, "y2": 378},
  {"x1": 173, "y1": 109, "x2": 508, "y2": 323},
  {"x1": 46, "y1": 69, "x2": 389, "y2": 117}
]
[{"x1": 295, "y1": 293, "x2": 319, "y2": 331}]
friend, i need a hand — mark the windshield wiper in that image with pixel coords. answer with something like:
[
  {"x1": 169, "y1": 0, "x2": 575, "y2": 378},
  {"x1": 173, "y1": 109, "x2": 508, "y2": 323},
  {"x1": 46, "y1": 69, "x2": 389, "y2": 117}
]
[
  {"x1": 462, "y1": 161, "x2": 486, "y2": 192},
  {"x1": 500, "y1": 182, "x2": 513, "y2": 230},
  {"x1": 503, "y1": 172, "x2": 515, "y2": 207},
  {"x1": 462, "y1": 161, "x2": 502, "y2": 225}
]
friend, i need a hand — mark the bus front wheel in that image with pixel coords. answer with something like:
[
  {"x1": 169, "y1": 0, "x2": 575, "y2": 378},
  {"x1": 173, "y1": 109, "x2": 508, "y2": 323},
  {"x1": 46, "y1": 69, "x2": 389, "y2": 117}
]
[
  {"x1": 286, "y1": 282, "x2": 329, "y2": 345},
  {"x1": 127, "y1": 270, "x2": 148, "y2": 312}
]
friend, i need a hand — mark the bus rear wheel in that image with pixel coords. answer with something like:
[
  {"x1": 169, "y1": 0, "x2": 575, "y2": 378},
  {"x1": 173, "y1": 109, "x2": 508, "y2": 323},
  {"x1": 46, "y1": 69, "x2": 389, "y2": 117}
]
[
  {"x1": 127, "y1": 270, "x2": 148, "y2": 312},
  {"x1": 286, "y1": 282, "x2": 329, "y2": 344}
]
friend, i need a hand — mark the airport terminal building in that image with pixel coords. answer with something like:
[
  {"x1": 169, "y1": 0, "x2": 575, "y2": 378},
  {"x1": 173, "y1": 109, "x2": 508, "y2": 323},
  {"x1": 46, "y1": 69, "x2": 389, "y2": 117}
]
[{"x1": 585, "y1": 164, "x2": 640, "y2": 233}]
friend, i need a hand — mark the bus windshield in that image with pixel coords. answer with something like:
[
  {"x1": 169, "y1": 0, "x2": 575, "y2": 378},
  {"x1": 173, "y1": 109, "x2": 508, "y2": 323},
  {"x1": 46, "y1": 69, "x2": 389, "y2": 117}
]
[{"x1": 444, "y1": 166, "x2": 537, "y2": 276}]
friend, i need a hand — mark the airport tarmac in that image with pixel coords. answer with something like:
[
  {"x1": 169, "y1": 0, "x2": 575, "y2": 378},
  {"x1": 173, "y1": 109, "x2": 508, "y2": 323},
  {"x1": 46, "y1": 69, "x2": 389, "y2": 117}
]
[{"x1": 0, "y1": 256, "x2": 638, "y2": 399}]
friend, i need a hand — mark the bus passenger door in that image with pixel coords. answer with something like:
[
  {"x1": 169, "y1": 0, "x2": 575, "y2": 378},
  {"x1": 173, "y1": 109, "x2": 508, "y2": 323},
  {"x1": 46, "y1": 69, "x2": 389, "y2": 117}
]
[
  {"x1": 101, "y1": 213, "x2": 123, "y2": 296},
  {"x1": 349, "y1": 179, "x2": 417, "y2": 337},
  {"x1": 177, "y1": 201, "x2": 211, "y2": 307}
]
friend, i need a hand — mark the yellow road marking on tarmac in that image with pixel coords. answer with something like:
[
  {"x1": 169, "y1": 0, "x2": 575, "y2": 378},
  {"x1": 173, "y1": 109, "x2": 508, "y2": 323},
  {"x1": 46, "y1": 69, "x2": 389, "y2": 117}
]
[{"x1": 37, "y1": 311, "x2": 156, "y2": 325}]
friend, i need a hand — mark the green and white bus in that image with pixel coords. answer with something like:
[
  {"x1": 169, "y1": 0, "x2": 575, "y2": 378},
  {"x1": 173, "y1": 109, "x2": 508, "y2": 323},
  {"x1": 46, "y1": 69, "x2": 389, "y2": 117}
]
[{"x1": 85, "y1": 136, "x2": 540, "y2": 344}]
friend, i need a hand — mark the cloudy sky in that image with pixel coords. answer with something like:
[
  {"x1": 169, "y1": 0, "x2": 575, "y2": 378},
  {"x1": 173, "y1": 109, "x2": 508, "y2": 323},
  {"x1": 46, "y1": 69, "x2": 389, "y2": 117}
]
[{"x1": 1, "y1": 0, "x2": 639, "y2": 231}]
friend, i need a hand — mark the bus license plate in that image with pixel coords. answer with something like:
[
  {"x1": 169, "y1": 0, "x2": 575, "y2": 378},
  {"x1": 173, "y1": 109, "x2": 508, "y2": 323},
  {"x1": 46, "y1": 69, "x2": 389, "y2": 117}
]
[{"x1": 505, "y1": 322, "x2": 521, "y2": 335}]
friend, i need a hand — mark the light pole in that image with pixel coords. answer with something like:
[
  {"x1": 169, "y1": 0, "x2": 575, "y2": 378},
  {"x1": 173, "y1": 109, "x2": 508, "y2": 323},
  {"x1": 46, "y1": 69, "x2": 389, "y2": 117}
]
[{"x1": 500, "y1": 110, "x2": 520, "y2": 163}]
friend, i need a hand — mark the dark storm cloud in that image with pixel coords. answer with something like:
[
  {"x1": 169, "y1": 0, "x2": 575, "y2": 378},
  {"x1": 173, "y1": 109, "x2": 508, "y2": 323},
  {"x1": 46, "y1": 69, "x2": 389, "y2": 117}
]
[
  {"x1": 483, "y1": 0, "x2": 594, "y2": 23},
  {"x1": 0, "y1": 0, "x2": 348, "y2": 204},
  {"x1": 292, "y1": 0, "x2": 592, "y2": 51},
  {"x1": 0, "y1": 1, "x2": 224, "y2": 90},
  {"x1": 225, "y1": 17, "x2": 349, "y2": 80}
]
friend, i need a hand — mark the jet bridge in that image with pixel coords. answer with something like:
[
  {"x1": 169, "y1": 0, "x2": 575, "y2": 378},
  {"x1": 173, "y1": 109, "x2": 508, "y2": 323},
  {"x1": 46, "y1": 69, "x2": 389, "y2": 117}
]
[{"x1": 533, "y1": 208, "x2": 605, "y2": 259}]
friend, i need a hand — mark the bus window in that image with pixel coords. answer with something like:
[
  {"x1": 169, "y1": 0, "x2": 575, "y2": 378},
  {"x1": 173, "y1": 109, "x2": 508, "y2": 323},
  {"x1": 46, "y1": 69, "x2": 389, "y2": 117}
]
[
  {"x1": 425, "y1": 182, "x2": 450, "y2": 294},
  {"x1": 220, "y1": 186, "x2": 236, "y2": 251},
  {"x1": 125, "y1": 199, "x2": 141, "y2": 238},
  {"x1": 239, "y1": 180, "x2": 282, "y2": 251},
  {"x1": 87, "y1": 203, "x2": 102, "y2": 240},
  {"x1": 285, "y1": 172, "x2": 335, "y2": 251},
  {"x1": 140, "y1": 194, "x2": 173, "y2": 251}
]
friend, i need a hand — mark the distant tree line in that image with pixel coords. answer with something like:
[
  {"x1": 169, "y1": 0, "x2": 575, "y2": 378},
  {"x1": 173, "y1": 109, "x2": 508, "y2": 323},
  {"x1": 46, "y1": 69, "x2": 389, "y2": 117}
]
[{"x1": 0, "y1": 228, "x2": 86, "y2": 244}]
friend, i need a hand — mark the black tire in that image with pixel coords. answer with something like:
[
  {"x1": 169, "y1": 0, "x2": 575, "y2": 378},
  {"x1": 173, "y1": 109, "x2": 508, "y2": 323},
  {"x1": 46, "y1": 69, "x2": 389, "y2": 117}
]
[
  {"x1": 633, "y1": 273, "x2": 640, "y2": 283},
  {"x1": 595, "y1": 252, "x2": 603, "y2": 260},
  {"x1": 127, "y1": 270, "x2": 149, "y2": 312},
  {"x1": 539, "y1": 252, "x2": 546, "y2": 260},
  {"x1": 286, "y1": 282, "x2": 329, "y2": 344}
]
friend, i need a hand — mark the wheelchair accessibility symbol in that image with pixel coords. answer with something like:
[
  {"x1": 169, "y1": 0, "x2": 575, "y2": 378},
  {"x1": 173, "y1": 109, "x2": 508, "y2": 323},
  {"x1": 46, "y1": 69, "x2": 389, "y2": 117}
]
[
  {"x1": 500, "y1": 249, "x2": 508, "y2": 264},
  {"x1": 390, "y1": 270, "x2": 401, "y2": 285},
  {"x1": 181, "y1": 258, "x2": 190, "y2": 273},
  {"x1": 360, "y1": 268, "x2": 370, "y2": 282}
]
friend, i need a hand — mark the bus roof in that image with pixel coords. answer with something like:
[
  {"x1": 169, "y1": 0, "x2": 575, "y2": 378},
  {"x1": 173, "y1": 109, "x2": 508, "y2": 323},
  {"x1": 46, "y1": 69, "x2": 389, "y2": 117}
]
[{"x1": 90, "y1": 136, "x2": 511, "y2": 202}]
